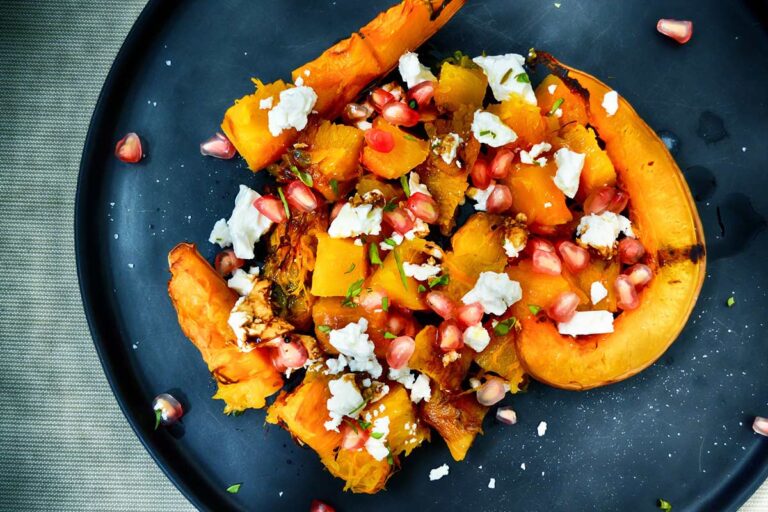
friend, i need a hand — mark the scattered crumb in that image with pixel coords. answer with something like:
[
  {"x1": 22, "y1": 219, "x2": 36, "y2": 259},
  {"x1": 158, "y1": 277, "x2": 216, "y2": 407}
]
[
  {"x1": 278, "y1": 491, "x2": 283, "y2": 497},
  {"x1": 488, "y1": 478, "x2": 496, "y2": 489},
  {"x1": 520, "y1": 463, "x2": 526, "y2": 470},
  {"x1": 742, "y1": 147, "x2": 747, "y2": 152},
  {"x1": 429, "y1": 464, "x2": 449, "y2": 481},
  {"x1": 113, "y1": 234, "x2": 119, "y2": 240},
  {"x1": 128, "y1": 263, "x2": 134, "y2": 269},
  {"x1": 554, "y1": 2, "x2": 561, "y2": 7},
  {"x1": 165, "y1": 60, "x2": 171, "y2": 66},
  {"x1": 537, "y1": 421, "x2": 548, "y2": 437}
]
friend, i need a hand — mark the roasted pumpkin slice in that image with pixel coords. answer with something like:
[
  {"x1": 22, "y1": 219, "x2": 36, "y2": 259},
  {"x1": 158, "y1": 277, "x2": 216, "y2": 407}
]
[
  {"x1": 306, "y1": 121, "x2": 365, "y2": 201},
  {"x1": 368, "y1": 238, "x2": 431, "y2": 311},
  {"x1": 488, "y1": 93, "x2": 547, "y2": 149},
  {"x1": 421, "y1": 387, "x2": 488, "y2": 461},
  {"x1": 362, "y1": 384, "x2": 430, "y2": 457},
  {"x1": 311, "y1": 297, "x2": 390, "y2": 357},
  {"x1": 559, "y1": 123, "x2": 616, "y2": 199},
  {"x1": 474, "y1": 319, "x2": 527, "y2": 392},
  {"x1": 167, "y1": 243, "x2": 283, "y2": 413},
  {"x1": 361, "y1": 118, "x2": 430, "y2": 179},
  {"x1": 410, "y1": 326, "x2": 473, "y2": 391},
  {"x1": 502, "y1": 161, "x2": 572, "y2": 227},
  {"x1": 534, "y1": 74, "x2": 589, "y2": 127},
  {"x1": 513, "y1": 55, "x2": 706, "y2": 390},
  {"x1": 435, "y1": 61, "x2": 488, "y2": 111},
  {"x1": 311, "y1": 234, "x2": 368, "y2": 297}
]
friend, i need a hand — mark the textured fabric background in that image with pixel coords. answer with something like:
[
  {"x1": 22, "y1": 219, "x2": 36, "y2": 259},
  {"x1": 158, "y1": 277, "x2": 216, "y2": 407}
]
[{"x1": 0, "y1": 1, "x2": 765, "y2": 510}]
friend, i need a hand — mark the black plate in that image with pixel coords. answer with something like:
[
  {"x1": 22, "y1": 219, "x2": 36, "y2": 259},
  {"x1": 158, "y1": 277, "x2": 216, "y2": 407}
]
[{"x1": 75, "y1": 0, "x2": 768, "y2": 510}]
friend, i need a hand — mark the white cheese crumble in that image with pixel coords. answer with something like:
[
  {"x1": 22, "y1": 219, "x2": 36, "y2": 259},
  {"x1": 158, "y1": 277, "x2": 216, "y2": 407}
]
[
  {"x1": 328, "y1": 319, "x2": 382, "y2": 378},
  {"x1": 576, "y1": 211, "x2": 634, "y2": 252},
  {"x1": 488, "y1": 478, "x2": 496, "y2": 489},
  {"x1": 208, "y1": 218, "x2": 232, "y2": 247},
  {"x1": 408, "y1": 171, "x2": 430, "y2": 197},
  {"x1": 324, "y1": 375, "x2": 364, "y2": 432},
  {"x1": 462, "y1": 271, "x2": 522, "y2": 316},
  {"x1": 553, "y1": 148, "x2": 585, "y2": 199},
  {"x1": 227, "y1": 267, "x2": 260, "y2": 296},
  {"x1": 403, "y1": 262, "x2": 442, "y2": 281},
  {"x1": 267, "y1": 85, "x2": 318, "y2": 136},
  {"x1": 388, "y1": 367, "x2": 431, "y2": 404},
  {"x1": 590, "y1": 281, "x2": 609, "y2": 305},
  {"x1": 472, "y1": 53, "x2": 537, "y2": 105},
  {"x1": 432, "y1": 132, "x2": 463, "y2": 165},
  {"x1": 325, "y1": 354, "x2": 348, "y2": 375},
  {"x1": 537, "y1": 421, "x2": 548, "y2": 437},
  {"x1": 547, "y1": 84, "x2": 557, "y2": 95},
  {"x1": 364, "y1": 416, "x2": 391, "y2": 461},
  {"x1": 327, "y1": 203, "x2": 383, "y2": 239},
  {"x1": 429, "y1": 464, "x2": 450, "y2": 481},
  {"x1": 258, "y1": 96, "x2": 273, "y2": 110},
  {"x1": 554, "y1": 108, "x2": 563, "y2": 118},
  {"x1": 602, "y1": 90, "x2": 619, "y2": 117},
  {"x1": 503, "y1": 238, "x2": 526, "y2": 258},
  {"x1": 519, "y1": 142, "x2": 552, "y2": 166},
  {"x1": 462, "y1": 324, "x2": 491, "y2": 352},
  {"x1": 398, "y1": 52, "x2": 437, "y2": 89},
  {"x1": 468, "y1": 184, "x2": 495, "y2": 211},
  {"x1": 226, "y1": 185, "x2": 274, "y2": 260},
  {"x1": 521, "y1": 463, "x2": 526, "y2": 470},
  {"x1": 471, "y1": 111, "x2": 517, "y2": 147},
  {"x1": 557, "y1": 310, "x2": 615, "y2": 336}
]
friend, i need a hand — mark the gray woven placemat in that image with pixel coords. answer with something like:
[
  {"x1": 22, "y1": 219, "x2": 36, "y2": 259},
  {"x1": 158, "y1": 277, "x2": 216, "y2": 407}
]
[{"x1": 0, "y1": 0, "x2": 765, "y2": 510}]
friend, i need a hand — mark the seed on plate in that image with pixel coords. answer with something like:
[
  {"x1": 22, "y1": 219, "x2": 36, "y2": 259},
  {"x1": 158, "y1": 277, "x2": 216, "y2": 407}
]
[
  {"x1": 496, "y1": 406, "x2": 517, "y2": 425},
  {"x1": 200, "y1": 132, "x2": 236, "y2": 159},
  {"x1": 214, "y1": 248, "x2": 244, "y2": 276},
  {"x1": 330, "y1": 201, "x2": 345, "y2": 221},
  {"x1": 343, "y1": 102, "x2": 373, "y2": 122},
  {"x1": 532, "y1": 247, "x2": 562, "y2": 276},
  {"x1": 456, "y1": 302, "x2": 484, "y2": 328},
  {"x1": 615, "y1": 274, "x2": 640, "y2": 310},
  {"x1": 625, "y1": 264, "x2": 653, "y2": 288},
  {"x1": 253, "y1": 194, "x2": 288, "y2": 223},
  {"x1": 274, "y1": 339, "x2": 309, "y2": 369},
  {"x1": 583, "y1": 185, "x2": 616, "y2": 215},
  {"x1": 152, "y1": 393, "x2": 183, "y2": 428},
  {"x1": 381, "y1": 101, "x2": 420, "y2": 127},
  {"x1": 476, "y1": 378, "x2": 506, "y2": 406},
  {"x1": 546, "y1": 291, "x2": 580, "y2": 323},
  {"x1": 340, "y1": 421, "x2": 370, "y2": 451},
  {"x1": 486, "y1": 184, "x2": 513, "y2": 214},
  {"x1": 557, "y1": 241, "x2": 590, "y2": 273},
  {"x1": 387, "y1": 335, "x2": 416, "y2": 369},
  {"x1": 657, "y1": 18, "x2": 693, "y2": 44},
  {"x1": 310, "y1": 499, "x2": 337, "y2": 512},
  {"x1": 115, "y1": 132, "x2": 143, "y2": 163},
  {"x1": 383, "y1": 206, "x2": 416, "y2": 235},
  {"x1": 618, "y1": 238, "x2": 645, "y2": 265},
  {"x1": 406, "y1": 80, "x2": 435, "y2": 107},
  {"x1": 406, "y1": 192, "x2": 439, "y2": 223},
  {"x1": 438, "y1": 319, "x2": 463, "y2": 351},
  {"x1": 470, "y1": 158, "x2": 491, "y2": 189},
  {"x1": 285, "y1": 180, "x2": 318, "y2": 212},
  {"x1": 489, "y1": 149, "x2": 514, "y2": 179},
  {"x1": 426, "y1": 291, "x2": 456, "y2": 320},
  {"x1": 754, "y1": 416, "x2": 768, "y2": 437},
  {"x1": 370, "y1": 87, "x2": 395, "y2": 111},
  {"x1": 365, "y1": 128, "x2": 395, "y2": 153}
]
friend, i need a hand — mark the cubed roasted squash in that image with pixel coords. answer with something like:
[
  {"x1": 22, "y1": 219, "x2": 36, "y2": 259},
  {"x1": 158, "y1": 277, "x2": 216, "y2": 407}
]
[
  {"x1": 421, "y1": 387, "x2": 488, "y2": 461},
  {"x1": 311, "y1": 297, "x2": 390, "y2": 357},
  {"x1": 410, "y1": 325, "x2": 472, "y2": 391},
  {"x1": 361, "y1": 118, "x2": 429, "y2": 179},
  {"x1": 435, "y1": 62, "x2": 488, "y2": 111},
  {"x1": 367, "y1": 239, "x2": 430, "y2": 311},
  {"x1": 559, "y1": 123, "x2": 616, "y2": 199},
  {"x1": 534, "y1": 74, "x2": 589, "y2": 127},
  {"x1": 488, "y1": 93, "x2": 547, "y2": 149},
  {"x1": 304, "y1": 121, "x2": 365, "y2": 201},
  {"x1": 311, "y1": 234, "x2": 368, "y2": 297},
  {"x1": 503, "y1": 161, "x2": 572, "y2": 227}
]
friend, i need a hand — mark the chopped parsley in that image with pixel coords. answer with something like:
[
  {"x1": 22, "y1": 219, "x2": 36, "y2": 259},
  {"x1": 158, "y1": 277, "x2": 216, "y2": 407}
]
[
  {"x1": 342, "y1": 278, "x2": 364, "y2": 307},
  {"x1": 369, "y1": 244, "x2": 383, "y2": 266},
  {"x1": 370, "y1": 432, "x2": 385, "y2": 440},
  {"x1": 381, "y1": 296, "x2": 389, "y2": 312},
  {"x1": 386, "y1": 450, "x2": 394, "y2": 466},
  {"x1": 290, "y1": 165, "x2": 313, "y2": 187},
  {"x1": 154, "y1": 409, "x2": 163, "y2": 430},
  {"x1": 344, "y1": 263, "x2": 356, "y2": 274},
  {"x1": 479, "y1": 129, "x2": 496, "y2": 138},
  {"x1": 726, "y1": 296, "x2": 735, "y2": 307},
  {"x1": 277, "y1": 186, "x2": 291, "y2": 220},
  {"x1": 394, "y1": 248, "x2": 408, "y2": 290},
  {"x1": 528, "y1": 304, "x2": 541, "y2": 315},
  {"x1": 329, "y1": 178, "x2": 339, "y2": 197},
  {"x1": 494, "y1": 317, "x2": 517, "y2": 336},
  {"x1": 417, "y1": 284, "x2": 427, "y2": 293},
  {"x1": 428, "y1": 274, "x2": 449, "y2": 288},
  {"x1": 403, "y1": 134, "x2": 417, "y2": 142},
  {"x1": 408, "y1": 99, "x2": 418, "y2": 110},
  {"x1": 226, "y1": 483, "x2": 242, "y2": 494},
  {"x1": 500, "y1": 68, "x2": 514, "y2": 84},
  {"x1": 384, "y1": 238, "x2": 398, "y2": 247},
  {"x1": 358, "y1": 419, "x2": 372, "y2": 430},
  {"x1": 348, "y1": 399, "x2": 368, "y2": 415},
  {"x1": 384, "y1": 331, "x2": 397, "y2": 340},
  {"x1": 657, "y1": 499, "x2": 672, "y2": 511},
  {"x1": 548, "y1": 98, "x2": 564, "y2": 116},
  {"x1": 318, "y1": 325, "x2": 332, "y2": 334},
  {"x1": 383, "y1": 200, "x2": 397, "y2": 212},
  {"x1": 515, "y1": 72, "x2": 530, "y2": 83},
  {"x1": 400, "y1": 174, "x2": 411, "y2": 196}
]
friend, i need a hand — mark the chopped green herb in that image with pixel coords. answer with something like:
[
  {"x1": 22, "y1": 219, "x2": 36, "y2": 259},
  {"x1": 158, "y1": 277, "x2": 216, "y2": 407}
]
[
  {"x1": 277, "y1": 186, "x2": 291, "y2": 220},
  {"x1": 383, "y1": 200, "x2": 397, "y2": 212},
  {"x1": 381, "y1": 296, "x2": 389, "y2": 312},
  {"x1": 400, "y1": 174, "x2": 411, "y2": 197},
  {"x1": 403, "y1": 134, "x2": 417, "y2": 142},
  {"x1": 428, "y1": 274, "x2": 450, "y2": 288},
  {"x1": 329, "y1": 178, "x2": 339, "y2": 196},
  {"x1": 344, "y1": 418, "x2": 359, "y2": 433},
  {"x1": 500, "y1": 68, "x2": 515, "y2": 84},
  {"x1": 408, "y1": 99, "x2": 418, "y2": 110},
  {"x1": 479, "y1": 129, "x2": 496, "y2": 138},
  {"x1": 386, "y1": 450, "x2": 394, "y2": 466},
  {"x1": 384, "y1": 331, "x2": 397, "y2": 340},
  {"x1": 290, "y1": 165, "x2": 313, "y2": 187},
  {"x1": 393, "y1": 248, "x2": 408, "y2": 290},
  {"x1": 370, "y1": 432, "x2": 384, "y2": 440},
  {"x1": 342, "y1": 278, "x2": 364, "y2": 307},
  {"x1": 358, "y1": 419, "x2": 372, "y2": 430},
  {"x1": 154, "y1": 409, "x2": 163, "y2": 430},
  {"x1": 548, "y1": 98, "x2": 564, "y2": 116},
  {"x1": 226, "y1": 483, "x2": 242, "y2": 494},
  {"x1": 349, "y1": 400, "x2": 367, "y2": 415},
  {"x1": 384, "y1": 238, "x2": 398, "y2": 247},
  {"x1": 657, "y1": 499, "x2": 672, "y2": 512},
  {"x1": 515, "y1": 72, "x2": 531, "y2": 83},
  {"x1": 528, "y1": 304, "x2": 541, "y2": 315},
  {"x1": 318, "y1": 325, "x2": 332, "y2": 334},
  {"x1": 726, "y1": 296, "x2": 735, "y2": 307},
  {"x1": 494, "y1": 317, "x2": 517, "y2": 336},
  {"x1": 344, "y1": 263, "x2": 356, "y2": 274},
  {"x1": 369, "y1": 244, "x2": 383, "y2": 266},
  {"x1": 419, "y1": 285, "x2": 428, "y2": 293}
]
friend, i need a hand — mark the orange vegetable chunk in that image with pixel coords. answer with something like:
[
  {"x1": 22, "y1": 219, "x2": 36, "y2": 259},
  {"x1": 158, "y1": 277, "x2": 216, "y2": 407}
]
[
  {"x1": 311, "y1": 234, "x2": 368, "y2": 297},
  {"x1": 361, "y1": 118, "x2": 429, "y2": 179}
]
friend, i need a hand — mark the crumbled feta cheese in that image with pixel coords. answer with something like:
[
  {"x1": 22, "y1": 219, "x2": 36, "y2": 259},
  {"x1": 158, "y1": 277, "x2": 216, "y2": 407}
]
[
  {"x1": 410, "y1": 374, "x2": 432, "y2": 403},
  {"x1": 521, "y1": 463, "x2": 526, "y2": 470},
  {"x1": 519, "y1": 142, "x2": 552, "y2": 165},
  {"x1": 503, "y1": 238, "x2": 526, "y2": 259},
  {"x1": 537, "y1": 421, "x2": 547, "y2": 437},
  {"x1": 403, "y1": 262, "x2": 442, "y2": 281},
  {"x1": 294, "y1": 77, "x2": 304, "y2": 87},
  {"x1": 468, "y1": 184, "x2": 495, "y2": 212},
  {"x1": 324, "y1": 375, "x2": 364, "y2": 431},
  {"x1": 471, "y1": 111, "x2": 517, "y2": 147},
  {"x1": 553, "y1": 148, "x2": 585, "y2": 199},
  {"x1": 227, "y1": 267, "x2": 260, "y2": 296},
  {"x1": 403, "y1": 218, "x2": 430, "y2": 241},
  {"x1": 389, "y1": 366, "x2": 415, "y2": 388},
  {"x1": 554, "y1": 108, "x2": 563, "y2": 118},
  {"x1": 548, "y1": 84, "x2": 557, "y2": 95},
  {"x1": 544, "y1": 202, "x2": 552, "y2": 208},
  {"x1": 398, "y1": 52, "x2": 437, "y2": 89},
  {"x1": 325, "y1": 354, "x2": 348, "y2": 375},
  {"x1": 576, "y1": 211, "x2": 634, "y2": 253},
  {"x1": 267, "y1": 85, "x2": 318, "y2": 136},
  {"x1": 429, "y1": 464, "x2": 450, "y2": 481},
  {"x1": 329, "y1": 319, "x2": 382, "y2": 378},
  {"x1": 304, "y1": 69, "x2": 310, "y2": 77},
  {"x1": 602, "y1": 90, "x2": 619, "y2": 117},
  {"x1": 364, "y1": 416, "x2": 391, "y2": 461},
  {"x1": 227, "y1": 185, "x2": 274, "y2": 259},
  {"x1": 590, "y1": 281, "x2": 609, "y2": 305},
  {"x1": 432, "y1": 132, "x2": 463, "y2": 165},
  {"x1": 462, "y1": 271, "x2": 522, "y2": 316},
  {"x1": 472, "y1": 53, "x2": 537, "y2": 105},
  {"x1": 558, "y1": 310, "x2": 615, "y2": 336},
  {"x1": 259, "y1": 96, "x2": 273, "y2": 110},
  {"x1": 488, "y1": 478, "x2": 496, "y2": 489},
  {"x1": 362, "y1": 378, "x2": 372, "y2": 387},
  {"x1": 462, "y1": 324, "x2": 491, "y2": 352},
  {"x1": 327, "y1": 203, "x2": 383, "y2": 238},
  {"x1": 408, "y1": 171, "x2": 430, "y2": 197},
  {"x1": 208, "y1": 218, "x2": 232, "y2": 247}
]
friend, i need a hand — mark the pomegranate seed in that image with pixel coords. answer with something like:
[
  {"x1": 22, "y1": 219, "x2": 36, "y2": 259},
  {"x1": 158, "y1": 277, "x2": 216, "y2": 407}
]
[
  {"x1": 496, "y1": 406, "x2": 517, "y2": 425},
  {"x1": 388, "y1": 312, "x2": 419, "y2": 337},
  {"x1": 200, "y1": 132, "x2": 236, "y2": 159},
  {"x1": 115, "y1": 132, "x2": 143, "y2": 163},
  {"x1": 470, "y1": 158, "x2": 492, "y2": 189},
  {"x1": 364, "y1": 128, "x2": 395, "y2": 153},
  {"x1": 486, "y1": 184, "x2": 513, "y2": 214},
  {"x1": 476, "y1": 378, "x2": 506, "y2": 406},
  {"x1": 253, "y1": 194, "x2": 287, "y2": 223},
  {"x1": 285, "y1": 181, "x2": 318, "y2": 213},
  {"x1": 583, "y1": 186, "x2": 616, "y2": 215},
  {"x1": 438, "y1": 319, "x2": 463, "y2": 351},
  {"x1": 343, "y1": 102, "x2": 373, "y2": 122},
  {"x1": 340, "y1": 421, "x2": 369, "y2": 451},
  {"x1": 626, "y1": 263, "x2": 653, "y2": 288},
  {"x1": 383, "y1": 206, "x2": 415, "y2": 235},
  {"x1": 618, "y1": 238, "x2": 645, "y2": 265},
  {"x1": 489, "y1": 149, "x2": 514, "y2": 179},
  {"x1": 214, "y1": 249, "x2": 244, "y2": 276},
  {"x1": 330, "y1": 201, "x2": 345, "y2": 221},
  {"x1": 615, "y1": 275, "x2": 640, "y2": 310},
  {"x1": 359, "y1": 289, "x2": 387, "y2": 312},
  {"x1": 529, "y1": 238, "x2": 556, "y2": 253},
  {"x1": 557, "y1": 241, "x2": 590, "y2": 273},
  {"x1": 381, "y1": 101, "x2": 420, "y2": 127},
  {"x1": 406, "y1": 80, "x2": 436, "y2": 107},
  {"x1": 754, "y1": 416, "x2": 768, "y2": 437},
  {"x1": 274, "y1": 339, "x2": 308, "y2": 369},
  {"x1": 457, "y1": 302, "x2": 484, "y2": 328},
  {"x1": 382, "y1": 82, "x2": 405, "y2": 101},
  {"x1": 546, "y1": 291, "x2": 580, "y2": 323},
  {"x1": 608, "y1": 190, "x2": 629, "y2": 214},
  {"x1": 152, "y1": 393, "x2": 184, "y2": 428},
  {"x1": 532, "y1": 248, "x2": 562, "y2": 275},
  {"x1": 370, "y1": 87, "x2": 395, "y2": 111},
  {"x1": 657, "y1": 19, "x2": 693, "y2": 44},
  {"x1": 426, "y1": 291, "x2": 456, "y2": 320},
  {"x1": 406, "y1": 192, "x2": 439, "y2": 224},
  {"x1": 387, "y1": 335, "x2": 416, "y2": 369}
]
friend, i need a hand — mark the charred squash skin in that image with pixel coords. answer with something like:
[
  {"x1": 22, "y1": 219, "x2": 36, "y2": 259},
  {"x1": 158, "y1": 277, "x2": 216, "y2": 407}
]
[
  {"x1": 513, "y1": 53, "x2": 706, "y2": 390},
  {"x1": 167, "y1": 243, "x2": 283, "y2": 412}
]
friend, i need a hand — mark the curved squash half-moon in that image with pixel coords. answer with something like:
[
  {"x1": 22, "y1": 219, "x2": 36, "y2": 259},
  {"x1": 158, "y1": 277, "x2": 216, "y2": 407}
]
[{"x1": 513, "y1": 54, "x2": 706, "y2": 390}]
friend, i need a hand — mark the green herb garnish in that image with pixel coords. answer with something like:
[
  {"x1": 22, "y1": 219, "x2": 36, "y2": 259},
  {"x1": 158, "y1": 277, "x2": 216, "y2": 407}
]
[
  {"x1": 548, "y1": 98, "x2": 564, "y2": 115},
  {"x1": 369, "y1": 244, "x2": 383, "y2": 266},
  {"x1": 528, "y1": 304, "x2": 541, "y2": 315},
  {"x1": 329, "y1": 178, "x2": 339, "y2": 197},
  {"x1": 500, "y1": 68, "x2": 514, "y2": 84},
  {"x1": 726, "y1": 296, "x2": 735, "y2": 307},
  {"x1": 383, "y1": 200, "x2": 397, "y2": 212},
  {"x1": 381, "y1": 297, "x2": 389, "y2": 312},
  {"x1": 358, "y1": 419, "x2": 372, "y2": 430},
  {"x1": 370, "y1": 432, "x2": 384, "y2": 440},
  {"x1": 393, "y1": 248, "x2": 408, "y2": 290},
  {"x1": 154, "y1": 409, "x2": 163, "y2": 430},
  {"x1": 515, "y1": 72, "x2": 530, "y2": 83},
  {"x1": 277, "y1": 186, "x2": 291, "y2": 220},
  {"x1": 226, "y1": 483, "x2": 242, "y2": 494},
  {"x1": 349, "y1": 400, "x2": 367, "y2": 415},
  {"x1": 494, "y1": 317, "x2": 517, "y2": 336},
  {"x1": 408, "y1": 99, "x2": 418, "y2": 110},
  {"x1": 400, "y1": 175, "x2": 411, "y2": 197},
  {"x1": 384, "y1": 331, "x2": 397, "y2": 340},
  {"x1": 479, "y1": 129, "x2": 496, "y2": 138},
  {"x1": 384, "y1": 238, "x2": 398, "y2": 247},
  {"x1": 403, "y1": 134, "x2": 417, "y2": 142},
  {"x1": 428, "y1": 274, "x2": 449, "y2": 288},
  {"x1": 417, "y1": 284, "x2": 427, "y2": 293},
  {"x1": 318, "y1": 325, "x2": 332, "y2": 334},
  {"x1": 344, "y1": 263, "x2": 356, "y2": 274},
  {"x1": 342, "y1": 278, "x2": 364, "y2": 307},
  {"x1": 290, "y1": 165, "x2": 313, "y2": 187},
  {"x1": 386, "y1": 450, "x2": 394, "y2": 466},
  {"x1": 657, "y1": 499, "x2": 672, "y2": 511}
]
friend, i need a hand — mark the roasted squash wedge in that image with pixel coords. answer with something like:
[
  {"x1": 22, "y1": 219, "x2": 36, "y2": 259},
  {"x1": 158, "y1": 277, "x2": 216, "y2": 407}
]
[
  {"x1": 167, "y1": 243, "x2": 283, "y2": 413},
  {"x1": 410, "y1": 325, "x2": 473, "y2": 391},
  {"x1": 311, "y1": 297, "x2": 390, "y2": 358},
  {"x1": 513, "y1": 54, "x2": 706, "y2": 390},
  {"x1": 421, "y1": 387, "x2": 488, "y2": 461},
  {"x1": 367, "y1": 239, "x2": 431, "y2": 311},
  {"x1": 435, "y1": 61, "x2": 488, "y2": 111}
]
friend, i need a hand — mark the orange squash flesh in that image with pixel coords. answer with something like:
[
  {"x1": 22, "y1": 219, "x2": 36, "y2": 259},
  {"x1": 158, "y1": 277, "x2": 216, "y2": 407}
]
[
  {"x1": 311, "y1": 234, "x2": 368, "y2": 297},
  {"x1": 368, "y1": 239, "x2": 430, "y2": 311},
  {"x1": 311, "y1": 297, "x2": 390, "y2": 358},
  {"x1": 488, "y1": 93, "x2": 547, "y2": 149},
  {"x1": 410, "y1": 325, "x2": 473, "y2": 391},
  {"x1": 534, "y1": 74, "x2": 589, "y2": 127},
  {"x1": 167, "y1": 243, "x2": 283, "y2": 413},
  {"x1": 434, "y1": 62, "x2": 488, "y2": 111},
  {"x1": 306, "y1": 121, "x2": 365, "y2": 201},
  {"x1": 421, "y1": 387, "x2": 488, "y2": 461},
  {"x1": 502, "y1": 161, "x2": 572, "y2": 227},
  {"x1": 513, "y1": 57, "x2": 706, "y2": 390},
  {"x1": 559, "y1": 123, "x2": 617, "y2": 199},
  {"x1": 361, "y1": 118, "x2": 430, "y2": 179}
]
